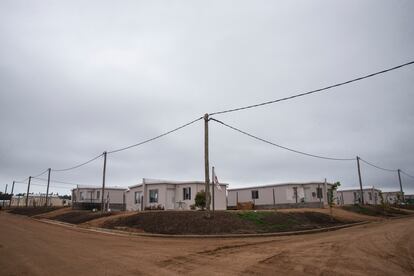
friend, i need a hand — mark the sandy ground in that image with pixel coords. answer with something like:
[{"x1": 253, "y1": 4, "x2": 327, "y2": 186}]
[{"x1": 0, "y1": 212, "x2": 413, "y2": 276}]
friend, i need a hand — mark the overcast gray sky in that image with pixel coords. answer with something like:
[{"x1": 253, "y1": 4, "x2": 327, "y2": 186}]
[{"x1": 1, "y1": 0, "x2": 414, "y2": 196}]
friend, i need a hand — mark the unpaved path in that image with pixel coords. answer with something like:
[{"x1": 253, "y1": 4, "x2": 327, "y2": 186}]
[{"x1": 0, "y1": 212, "x2": 413, "y2": 275}]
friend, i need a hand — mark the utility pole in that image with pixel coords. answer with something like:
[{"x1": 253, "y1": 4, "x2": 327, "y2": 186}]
[
  {"x1": 45, "y1": 168, "x2": 51, "y2": 207},
  {"x1": 212, "y1": 166, "x2": 215, "y2": 212},
  {"x1": 204, "y1": 113, "x2": 211, "y2": 212},
  {"x1": 9, "y1": 181, "x2": 15, "y2": 207},
  {"x1": 3, "y1": 184, "x2": 8, "y2": 208},
  {"x1": 26, "y1": 176, "x2": 32, "y2": 207},
  {"x1": 101, "y1": 151, "x2": 107, "y2": 213},
  {"x1": 356, "y1": 156, "x2": 365, "y2": 204},
  {"x1": 397, "y1": 169, "x2": 404, "y2": 203}
]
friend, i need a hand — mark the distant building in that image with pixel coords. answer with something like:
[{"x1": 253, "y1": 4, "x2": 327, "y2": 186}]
[
  {"x1": 227, "y1": 181, "x2": 336, "y2": 209},
  {"x1": 404, "y1": 194, "x2": 414, "y2": 204},
  {"x1": 125, "y1": 178, "x2": 228, "y2": 211},
  {"x1": 9, "y1": 194, "x2": 71, "y2": 207},
  {"x1": 72, "y1": 186, "x2": 127, "y2": 211},
  {"x1": 382, "y1": 191, "x2": 403, "y2": 205},
  {"x1": 337, "y1": 187, "x2": 381, "y2": 205}
]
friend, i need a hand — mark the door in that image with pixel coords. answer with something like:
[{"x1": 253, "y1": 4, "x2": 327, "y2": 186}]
[{"x1": 166, "y1": 189, "x2": 175, "y2": 210}]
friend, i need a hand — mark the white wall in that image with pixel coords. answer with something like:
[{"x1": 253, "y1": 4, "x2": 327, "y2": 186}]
[{"x1": 228, "y1": 183, "x2": 334, "y2": 207}]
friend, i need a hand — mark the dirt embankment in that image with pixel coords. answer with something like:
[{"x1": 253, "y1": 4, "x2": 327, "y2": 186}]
[
  {"x1": 8, "y1": 207, "x2": 63, "y2": 217},
  {"x1": 101, "y1": 210, "x2": 347, "y2": 235},
  {"x1": 341, "y1": 205, "x2": 411, "y2": 217},
  {"x1": 47, "y1": 210, "x2": 115, "y2": 224}
]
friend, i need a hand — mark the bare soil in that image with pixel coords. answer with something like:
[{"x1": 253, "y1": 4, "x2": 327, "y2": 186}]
[
  {"x1": 101, "y1": 210, "x2": 346, "y2": 234},
  {"x1": 1, "y1": 212, "x2": 413, "y2": 275}
]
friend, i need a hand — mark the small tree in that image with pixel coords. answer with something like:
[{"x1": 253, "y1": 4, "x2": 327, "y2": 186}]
[
  {"x1": 194, "y1": 191, "x2": 206, "y2": 210},
  {"x1": 328, "y1": 182, "x2": 341, "y2": 220}
]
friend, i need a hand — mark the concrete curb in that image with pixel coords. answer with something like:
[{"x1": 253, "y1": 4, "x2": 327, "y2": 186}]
[{"x1": 34, "y1": 218, "x2": 371, "y2": 239}]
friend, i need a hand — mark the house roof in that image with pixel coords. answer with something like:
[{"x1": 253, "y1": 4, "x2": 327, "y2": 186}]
[
  {"x1": 228, "y1": 181, "x2": 334, "y2": 192},
  {"x1": 128, "y1": 178, "x2": 228, "y2": 189},
  {"x1": 72, "y1": 185, "x2": 127, "y2": 191},
  {"x1": 337, "y1": 186, "x2": 381, "y2": 192}
]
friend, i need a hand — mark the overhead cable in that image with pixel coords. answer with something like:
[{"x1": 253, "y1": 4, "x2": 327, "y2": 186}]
[
  {"x1": 359, "y1": 158, "x2": 397, "y2": 172},
  {"x1": 210, "y1": 60, "x2": 414, "y2": 116},
  {"x1": 401, "y1": 170, "x2": 414, "y2": 179},
  {"x1": 108, "y1": 116, "x2": 203, "y2": 154},
  {"x1": 32, "y1": 177, "x2": 81, "y2": 186},
  {"x1": 51, "y1": 153, "x2": 103, "y2": 172},
  {"x1": 210, "y1": 118, "x2": 355, "y2": 161}
]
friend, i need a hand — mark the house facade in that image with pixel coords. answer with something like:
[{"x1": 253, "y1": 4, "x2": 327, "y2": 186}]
[
  {"x1": 9, "y1": 194, "x2": 71, "y2": 207},
  {"x1": 227, "y1": 181, "x2": 335, "y2": 209},
  {"x1": 125, "y1": 178, "x2": 227, "y2": 211},
  {"x1": 382, "y1": 191, "x2": 403, "y2": 205},
  {"x1": 72, "y1": 186, "x2": 127, "y2": 211},
  {"x1": 337, "y1": 187, "x2": 381, "y2": 205}
]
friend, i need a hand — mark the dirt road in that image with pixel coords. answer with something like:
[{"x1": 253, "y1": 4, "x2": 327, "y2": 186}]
[{"x1": 0, "y1": 212, "x2": 413, "y2": 276}]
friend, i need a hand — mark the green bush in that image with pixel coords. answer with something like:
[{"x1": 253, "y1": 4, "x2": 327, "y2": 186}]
[{"x1": 194, "y1": 191, "x2": 206, "y2": 210}]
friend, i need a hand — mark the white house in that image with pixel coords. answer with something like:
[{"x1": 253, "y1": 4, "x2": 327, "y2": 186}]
[
  {"x1": 125, "y1": 178, "x2": 228, "y2": 211},
  {"x1": 9, "y1": 194, "x2": 71, "y2": 207},
  {"x1": 337, "y1": 186, "x2": 381, "y2": 205},
  {"x1": 382, "y1": 191, "x2": 403, "y2": 205},
  {"x1": 227, "y1": 181, "x2": 336, "y2": 209},
  {"x1": 72, "y1": 186, "x2": 127, "y2": 211}
]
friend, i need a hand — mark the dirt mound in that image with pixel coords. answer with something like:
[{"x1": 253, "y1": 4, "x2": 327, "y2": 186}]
[
  {"x1": 101, "y1": 210, "x2": 347, "y2": 235},
  {"x1": 342, "y1": 205, "x2": 410, "y2": 217},
  {"x1": 49, "y1": 210, "x2": 115, "y2": 224},
  {"x1": 8, "y1": 207, "x2": 63, "y2": 217},
  {"x1": 279, "y1": 207, "x2": 381, "y2": 222}
]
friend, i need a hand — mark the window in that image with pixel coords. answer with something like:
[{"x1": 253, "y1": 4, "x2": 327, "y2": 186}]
[
  {"x1": 135, "y1": 191, "x2": 142, "y2": 204},
  {"x1": 96, "y1": 191, "x2": 100, "y2": 199},
  {"x1": 80, "y1": 192, "x2": 84, "y2": 200},
  {"x1": 368, "y1": 192, "x2": 372, "y2": 200},
  {"x1": 251, "y1": 190, "x2": 259, "y2": 199},
  {"x1": 183, "y1": 187, "x2": 191, "y2": 200},
  {"x1": 149, "y1": 189, "x2": 158, "y2": 203}
]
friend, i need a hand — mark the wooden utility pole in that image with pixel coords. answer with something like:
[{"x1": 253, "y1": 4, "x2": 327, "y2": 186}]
[
  {"x1": 3, "y1": 184, "x2": 8, "y2": 208},
  {"x1": 356, "y1": 156, "x2": 365, "y2": 204},
  {"x1": 212, "y1": 166, "x2": 215, "y2": 212},
  {"x1": 397, "y1": 169, "x2": 404, "y2": 203},
  {"x1": 9, "y1": 181, "x2": 15, "y2": 207},
  {"x1": 101, "y1": 151, "x2": 107, "y2": 213},
  {"x1": 45, "y1": 168, "x2": 51, "y2": 207},
  {"x1": 204, "y1": 114, "x2": 211, "y2": 211},
  {"x1": 26, "y1": 176, "x2": 32, "y2": 207}
]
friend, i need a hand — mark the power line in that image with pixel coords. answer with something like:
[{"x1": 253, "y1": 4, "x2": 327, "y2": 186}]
[
  {"x1": 51, "y1": 153, "x2": 103, "y2": 172},
  {"x1": 401, "y1": 170, "x2": 414, "y2": 179},
  {"x1": 32, "y1": 169, "x2": 49, "y2": 178},
  {"x1": 108, "y1": 116, "x2": 203, "y2": 154},
  {"x1": 210, "y1": 60, "x2": 414, "y2": 116},
  {"x1": 32, "y1": 177, "x2": 81, "y2": 186},
  {"x1": 359, "y1": 158, "x2": 397, "y2": 172},
  {"x1": 211, "y1": 118, "x2": 355, "y2": 161}
]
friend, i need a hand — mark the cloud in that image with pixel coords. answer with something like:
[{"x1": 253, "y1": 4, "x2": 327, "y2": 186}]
[{"x1": 1, "y1": 0, "x2": 414, "y2": 196}]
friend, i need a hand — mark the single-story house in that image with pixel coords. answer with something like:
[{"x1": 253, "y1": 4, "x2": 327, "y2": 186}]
[
  {"x1": 337, "y1": 186, "x2": 381, "y2": 205},
  {"x1": 382, "y1": 191, "x2": 403, "y2": 205},
  {"x1": 9, "y1": 194, "x2": 71, "y2": 207},
  {"x1": 227, "y1": 181, "x2": 336, "y2": 209},
  {"x1": 72, "y1": 185, "x2": 127, "y2": 211},
  {"x1": 125, "y1": 178, "x2": 228, "y2": 211}
]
